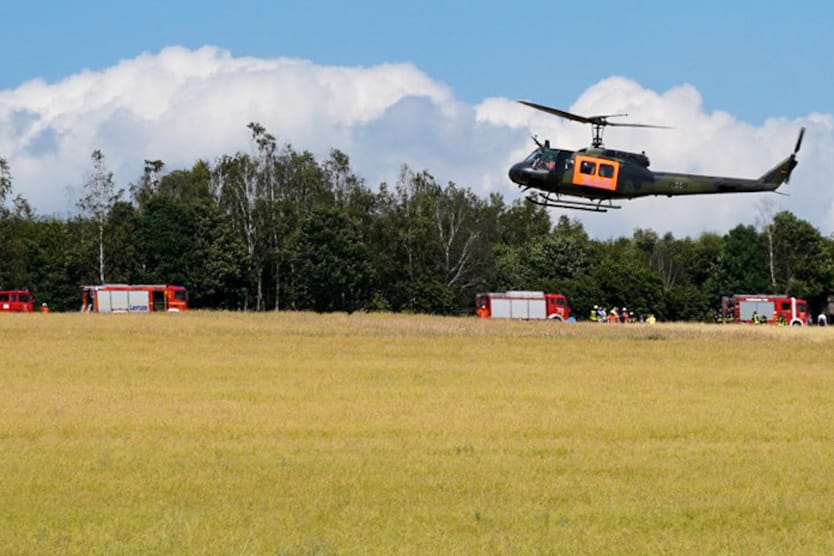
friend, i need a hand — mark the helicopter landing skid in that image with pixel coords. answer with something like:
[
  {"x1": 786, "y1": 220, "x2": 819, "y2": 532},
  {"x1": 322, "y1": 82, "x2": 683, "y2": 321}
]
[{"x1": 526, "y1": 192, "x2": 621, "y2": 213}]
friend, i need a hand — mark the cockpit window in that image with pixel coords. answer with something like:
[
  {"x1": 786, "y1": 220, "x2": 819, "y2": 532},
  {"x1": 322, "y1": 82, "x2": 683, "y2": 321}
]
[
  {"x1": 525, "y1": 151, "x2": 542, "y2": 163},
  {"x1": 579, "y1": 160, "x2": 596, "y2": 175},
  {"x1": 527, "y1": 150, "x2": 563, "y2": 170}
]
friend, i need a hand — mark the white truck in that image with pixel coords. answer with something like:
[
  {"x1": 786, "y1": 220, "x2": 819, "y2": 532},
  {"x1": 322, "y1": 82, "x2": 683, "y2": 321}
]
[{"x1": 476, "y1": 291, "x2": 571, "y2": 320}]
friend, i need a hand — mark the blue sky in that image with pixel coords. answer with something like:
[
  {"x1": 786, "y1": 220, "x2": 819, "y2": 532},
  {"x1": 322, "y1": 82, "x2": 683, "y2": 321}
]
[
  {"x1": 4, "y1": 1, "x2": 831, "y2": 122},
  {"x1": 1, "y1": 1, "x2": 832, "y2": 237}
]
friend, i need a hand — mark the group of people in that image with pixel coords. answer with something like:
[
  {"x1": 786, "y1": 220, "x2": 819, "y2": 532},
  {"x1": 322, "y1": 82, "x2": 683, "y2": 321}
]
[
  {"x1": 589, "y1": 305, "x2": 655, "y2": 324},
  {"x1": 750, "y1": 310, "x2": 784, "y2": 326}
]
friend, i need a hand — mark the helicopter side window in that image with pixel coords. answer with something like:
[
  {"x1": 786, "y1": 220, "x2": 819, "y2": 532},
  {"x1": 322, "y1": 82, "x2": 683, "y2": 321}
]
[
  {"x1": 599, "y1": 163, "x2": 615, "y2": 178},
  {"x1": 579, "y1": 160, "x2": 596, "y2": 175}
]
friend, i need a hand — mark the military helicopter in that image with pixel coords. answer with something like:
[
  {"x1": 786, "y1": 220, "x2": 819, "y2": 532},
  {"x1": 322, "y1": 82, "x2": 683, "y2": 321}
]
[{"x1": 509, "y1": 100, "x2": 805, "y2": 212}]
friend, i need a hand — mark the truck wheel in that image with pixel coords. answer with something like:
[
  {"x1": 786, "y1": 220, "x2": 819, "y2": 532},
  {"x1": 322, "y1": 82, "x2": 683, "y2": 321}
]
[{"x1": 790, "y1": 320, "x2": 803, "y2": 326}]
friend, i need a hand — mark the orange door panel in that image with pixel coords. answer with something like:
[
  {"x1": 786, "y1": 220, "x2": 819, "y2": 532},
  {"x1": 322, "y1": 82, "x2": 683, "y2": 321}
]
[{"x1": 571, "y1": 155, "x2": 619, "y2": 191}]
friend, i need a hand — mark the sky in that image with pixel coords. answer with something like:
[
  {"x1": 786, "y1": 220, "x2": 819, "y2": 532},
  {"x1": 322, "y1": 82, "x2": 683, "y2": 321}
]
[{"x1": 1, "y1": 0, "x2": 832, "y2": 239}]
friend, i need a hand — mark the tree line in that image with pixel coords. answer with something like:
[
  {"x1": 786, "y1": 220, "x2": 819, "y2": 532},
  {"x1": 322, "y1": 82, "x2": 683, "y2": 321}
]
[{"x1": 1, "y1": 123, "x2": 833, "y2": 319}]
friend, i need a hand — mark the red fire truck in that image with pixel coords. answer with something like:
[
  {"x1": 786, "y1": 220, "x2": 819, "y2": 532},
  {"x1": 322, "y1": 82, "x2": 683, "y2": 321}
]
[
  {"x1": 81, "y1": 284, "x2": 188, "y2": 313},
  {"x1": 721, "y1": 294, "x2": 808, "y2": 326},
  {"x1": 476, "y1": 291, "x2": 571, "y2": 320},
  {"x1": 0, "y1": 289, "x2": 34, "y2": 312}
]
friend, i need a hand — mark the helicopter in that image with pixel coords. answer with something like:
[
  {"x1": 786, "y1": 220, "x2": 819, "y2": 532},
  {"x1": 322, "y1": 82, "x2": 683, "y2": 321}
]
[{"x1": 509, "y1": 100, "x2": 805, "y2": 212}]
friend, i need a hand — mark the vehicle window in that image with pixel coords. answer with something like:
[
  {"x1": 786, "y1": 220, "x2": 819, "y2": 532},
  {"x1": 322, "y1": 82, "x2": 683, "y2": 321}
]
[
  {"x1": 0, "y1": 294, "x2": 8, "y2": 302},
  {"x1": 579, "y1": 161, "x2": 596, "y2": 175},
  {"x1": 599, "y1": 164, "x2": 615, "y2": 178},
  {"x1": 174, "y1": 291, "x2": 186, "y2": 301},
  {"x1": 781, "y1": 302, "x2": 790, "y2": 310},
  {"x1": 19, "y1": 294, "x2": 30, "y2": 302},
  {"x1": 557, "y1": 298, "x2": 565, "y2": 305},
  {"x1": 798, "y1": 303, "x2": 807, "y2": 312}
]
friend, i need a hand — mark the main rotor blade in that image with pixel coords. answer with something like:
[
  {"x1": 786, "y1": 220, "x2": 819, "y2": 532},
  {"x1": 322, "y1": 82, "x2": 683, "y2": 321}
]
[
  {"x1": 794, "y1": 127, "x2": 805, "y2": 154},
  {"x1": 519, "y1": 100, "x2": 671, "y2": 129},
  {"x1": 605, "y1": 122, "x2": 673, "y2": 129},
  {"x1": 517, "y1": 100, "x2": 592, "y2": 124}
]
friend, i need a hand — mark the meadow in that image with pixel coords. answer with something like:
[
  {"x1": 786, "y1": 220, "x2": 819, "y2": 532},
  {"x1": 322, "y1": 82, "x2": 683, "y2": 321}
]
[{"x1": 2, "y1": 312, "x2": 834, "y2": 554}]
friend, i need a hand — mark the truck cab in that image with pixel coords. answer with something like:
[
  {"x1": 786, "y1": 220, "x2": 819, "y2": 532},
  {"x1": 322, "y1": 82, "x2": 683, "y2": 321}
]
[{"x1": 0, "y1": 290, "x2": 35, "y2": 312}]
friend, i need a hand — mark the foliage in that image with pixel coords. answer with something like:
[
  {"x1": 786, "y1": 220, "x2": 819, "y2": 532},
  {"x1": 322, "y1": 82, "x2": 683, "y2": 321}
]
[{"x1": 2, "y1": 128, "x2": 834, "y2": 318}]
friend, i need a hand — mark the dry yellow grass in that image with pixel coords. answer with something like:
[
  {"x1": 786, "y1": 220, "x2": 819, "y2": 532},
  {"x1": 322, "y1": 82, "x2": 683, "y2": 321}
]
[{"x1": 2, "y1": 312, "x2": 834, "y2": 554}]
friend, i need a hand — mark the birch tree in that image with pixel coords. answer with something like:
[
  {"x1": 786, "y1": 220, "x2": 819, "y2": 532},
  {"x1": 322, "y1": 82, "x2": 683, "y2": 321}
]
[
  {"x1": 78, "y1": 150, "x2": 121, "y2": 284},
  {"x1": 215, "y1": 151, "x2": 263, "y2": 310},
  {"x1": 0, "y1": 157, "x2": 11, "y2": 208}
]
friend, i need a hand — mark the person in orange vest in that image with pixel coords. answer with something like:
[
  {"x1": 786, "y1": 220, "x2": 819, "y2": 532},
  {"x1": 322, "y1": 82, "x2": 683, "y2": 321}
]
[
  {"x1": 40, "y1": 302, "x2": 49, "y2": 313},
  {"x1": 477, "y1": 304, "x2": 489, "y2": 319}
]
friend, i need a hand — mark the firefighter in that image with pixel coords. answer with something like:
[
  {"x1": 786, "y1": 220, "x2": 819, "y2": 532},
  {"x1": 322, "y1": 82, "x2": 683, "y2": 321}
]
[
  {"x1": 590, "y1": 305, "x2": 598, "y2": 322},
  {"x1": 477, "y1": 304, "x2": 489, "y2": 319},
  {"x1": 777, "y1": 314, "x2": 787, "y2": 326},
  {"x1": 751, "y1": 310, "x2": 760, "y2": 325},
  {"x1": 40, "y1": 303, "x2": 49, "y2": 314}
]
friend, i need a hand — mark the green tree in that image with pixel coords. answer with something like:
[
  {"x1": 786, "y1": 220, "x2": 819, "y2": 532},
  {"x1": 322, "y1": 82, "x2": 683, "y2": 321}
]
[
  {"x1": 770, "y1": 211, "x2": 832, "y2": 302},
  {"x1": 188, "y1": 200, "x2": 249, "y2": 309},
  {"x1": 104, "y1": 201, "x2": 140, "y2": 283},
  {"x1": 713, "y1": 224, "x2": 770, "y2": 295},
  {"x1": 289, "y1": 207, "x2": 370, "y2": 312},
  {"x1": 589, "y1": 239, "x2": 666, "y2": 320}
]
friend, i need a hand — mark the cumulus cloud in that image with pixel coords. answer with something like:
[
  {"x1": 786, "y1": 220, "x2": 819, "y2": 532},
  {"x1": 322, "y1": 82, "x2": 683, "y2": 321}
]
[{"x1": 0, "y1": 46, "x2": 831, "y2": 239}]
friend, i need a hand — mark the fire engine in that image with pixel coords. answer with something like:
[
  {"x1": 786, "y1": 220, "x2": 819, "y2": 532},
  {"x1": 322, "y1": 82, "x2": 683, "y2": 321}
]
[
  {"x1": 81, "y1": 284, "x2": 188, "y2": 313},
  {"x1": 476, "y1": 291, "x2": 571, "y2": 320},
  {"x1": 0, "y1": 289, "x2": 34, "y2": 312},
  {"x1": 721, "y1": 294, "x2": 808, "y2": 326}
]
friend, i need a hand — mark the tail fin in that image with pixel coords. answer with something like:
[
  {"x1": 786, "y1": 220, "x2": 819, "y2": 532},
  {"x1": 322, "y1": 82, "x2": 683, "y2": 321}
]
[{"x1": 760, "y1": 127, "x2": 804, "y2": 189}]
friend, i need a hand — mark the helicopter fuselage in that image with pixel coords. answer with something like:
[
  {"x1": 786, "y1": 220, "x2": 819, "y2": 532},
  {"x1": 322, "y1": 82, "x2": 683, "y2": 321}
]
[
  {"x1": 510, "y1": 98, "x2": 802, "y2": 212},
  {"x1": 509, "y1": 145, "x2": 796, "y2": 211}
]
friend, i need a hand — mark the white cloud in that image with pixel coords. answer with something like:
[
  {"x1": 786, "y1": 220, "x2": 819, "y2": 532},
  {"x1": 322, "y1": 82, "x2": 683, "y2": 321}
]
[{"x1": 0, "y1": 47, "x2": 832, "y2": 239}]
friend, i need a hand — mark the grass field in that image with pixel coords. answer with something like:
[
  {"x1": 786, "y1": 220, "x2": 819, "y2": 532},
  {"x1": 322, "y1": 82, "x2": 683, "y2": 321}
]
[{"x1": 2, "y1": 312, "x2": 834, "y2": 554}]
